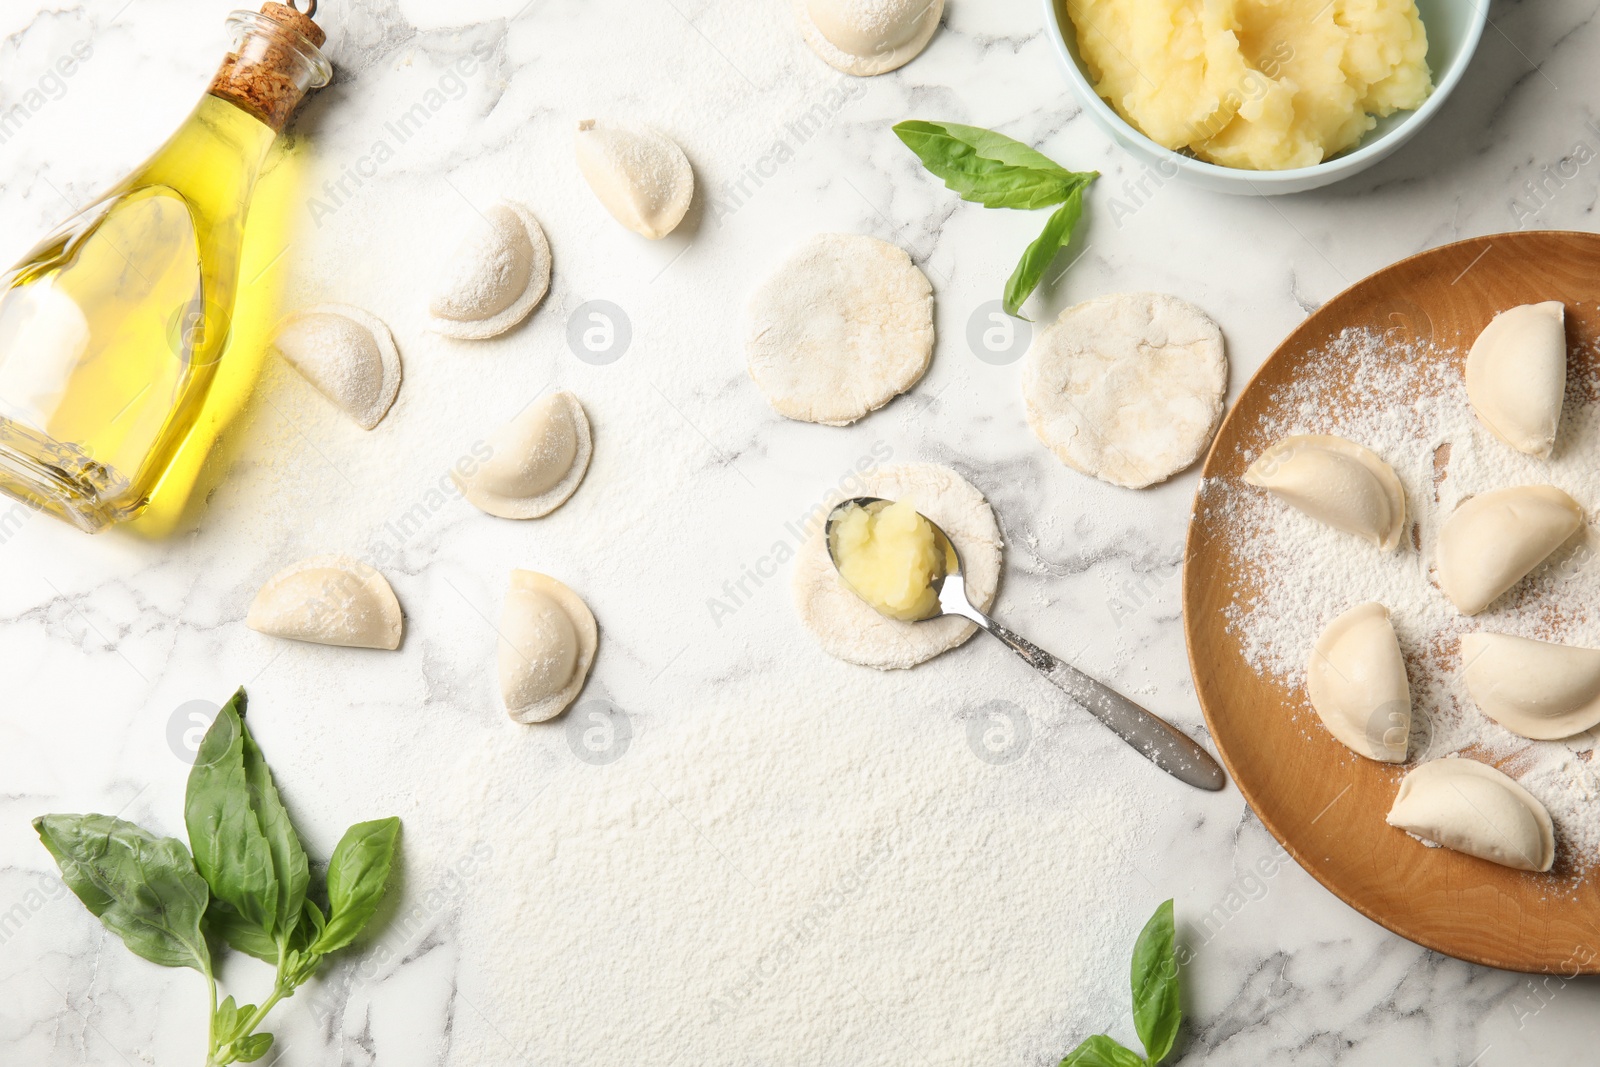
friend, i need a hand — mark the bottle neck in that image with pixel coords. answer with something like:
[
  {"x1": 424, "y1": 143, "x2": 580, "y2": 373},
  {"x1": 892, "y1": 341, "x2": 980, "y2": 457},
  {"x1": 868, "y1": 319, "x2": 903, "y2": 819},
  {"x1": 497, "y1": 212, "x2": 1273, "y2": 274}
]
[{"x1": 207, "y1": 3, "x2": 332, "y2": 133}]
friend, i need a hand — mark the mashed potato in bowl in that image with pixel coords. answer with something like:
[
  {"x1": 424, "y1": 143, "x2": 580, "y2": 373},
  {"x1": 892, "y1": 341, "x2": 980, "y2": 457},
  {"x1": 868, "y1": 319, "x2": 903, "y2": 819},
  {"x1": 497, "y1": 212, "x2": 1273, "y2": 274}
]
[{"x1": 1068, "y1": 0, "x2": 1432, "y2": 170}]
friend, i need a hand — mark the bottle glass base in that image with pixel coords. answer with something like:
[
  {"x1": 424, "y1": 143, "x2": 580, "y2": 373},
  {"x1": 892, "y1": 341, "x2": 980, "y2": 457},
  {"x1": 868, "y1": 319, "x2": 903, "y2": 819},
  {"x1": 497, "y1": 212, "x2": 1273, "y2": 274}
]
[{"x1": 0, "y1": 420, "x2": 140, "y2": 533}]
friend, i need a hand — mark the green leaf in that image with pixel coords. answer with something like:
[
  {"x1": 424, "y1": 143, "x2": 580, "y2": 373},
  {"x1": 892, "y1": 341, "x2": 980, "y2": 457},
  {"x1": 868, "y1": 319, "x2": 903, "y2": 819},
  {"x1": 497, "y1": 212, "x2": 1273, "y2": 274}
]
[
  {"x1": 33, "y1": 813, "x2": 210, "y2": 972},
  {"x1": 238, "y1": 693, "x2": 310, "y2": 945},
  {"x1": 898, "y1": 120, "x2": 1077, "y2": 177},
  {"x1": 893, "y1": 120, "x2": 1094, "y2": 209},
  {"x1": 297, "y1": 897, "x2": 327, "y2": 949},
  {"x1": 214, "y1": 994, "x2": 240, "y2": 1039},
  {"x1": 1004, "y1": 184, "x2": 1088, "y2": 318},
  {"x1": 282, "y1": 944, "x2": 322, "y2": 987},
  {"x1": 1060, "y1": 1034, "x2": 1147, "y2": 1067},
  {"x1": 213, "y1": 995, "x2": 259, "y2": 1045},
  {"x1": 313, "y1": 817, "x2": 400, "y2": 955},
  {"x1": 1130, "y1": 899, "x2": 1181, "y2": 1064},
  {"x1": 186, "y1": 691, "x2": 279, "y2": 938},
  {"x1": 231, "y1": 1031, "x2": 274, "y2": 1063},
  {"x1": 205, "y1": 899, "x2": 280, "y2": 964}
]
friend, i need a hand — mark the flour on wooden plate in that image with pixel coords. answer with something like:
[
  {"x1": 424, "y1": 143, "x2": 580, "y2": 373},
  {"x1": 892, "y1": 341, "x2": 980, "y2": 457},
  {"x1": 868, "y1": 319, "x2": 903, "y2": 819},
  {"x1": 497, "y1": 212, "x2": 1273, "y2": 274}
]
[{"x1": 1212, "y1": 324, "x2": 1600, "y2": 871}]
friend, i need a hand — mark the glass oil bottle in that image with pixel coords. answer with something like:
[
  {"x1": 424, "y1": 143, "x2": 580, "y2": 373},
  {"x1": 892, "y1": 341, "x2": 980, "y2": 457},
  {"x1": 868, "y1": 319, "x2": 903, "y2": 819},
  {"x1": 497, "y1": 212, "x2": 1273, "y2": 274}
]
[{"x1": 0, "y1": 3, "x2": 331, "y2": 532}]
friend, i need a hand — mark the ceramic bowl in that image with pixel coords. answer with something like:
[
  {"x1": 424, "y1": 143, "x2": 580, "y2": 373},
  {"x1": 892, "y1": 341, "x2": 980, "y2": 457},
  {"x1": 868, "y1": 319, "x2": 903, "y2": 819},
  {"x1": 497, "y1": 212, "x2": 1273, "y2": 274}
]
[{"x1": 1041, "y1": 0, "x2": 1489, "y2": 194}]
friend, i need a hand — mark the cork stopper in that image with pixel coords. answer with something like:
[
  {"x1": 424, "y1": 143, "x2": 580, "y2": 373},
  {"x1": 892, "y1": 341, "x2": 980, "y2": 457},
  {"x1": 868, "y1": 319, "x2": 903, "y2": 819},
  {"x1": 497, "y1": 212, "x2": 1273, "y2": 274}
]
[
  {"x1": 208, "y1": 3, "x2": 332, "y2": 132},
  {"x1": 263, "y1": 2, "x2": 325, "y2": 48}
]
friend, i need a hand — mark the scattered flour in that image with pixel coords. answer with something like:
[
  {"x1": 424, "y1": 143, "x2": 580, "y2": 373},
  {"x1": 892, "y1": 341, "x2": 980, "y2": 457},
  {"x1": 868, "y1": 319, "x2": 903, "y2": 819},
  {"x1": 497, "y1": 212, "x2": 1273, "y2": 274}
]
[
  {"x1": 1210, "y1": 323, "x2": 1600, "y2": 872},
  {"x1": 412, "y1": 673, "x2": 1153, "y2": 1067}
]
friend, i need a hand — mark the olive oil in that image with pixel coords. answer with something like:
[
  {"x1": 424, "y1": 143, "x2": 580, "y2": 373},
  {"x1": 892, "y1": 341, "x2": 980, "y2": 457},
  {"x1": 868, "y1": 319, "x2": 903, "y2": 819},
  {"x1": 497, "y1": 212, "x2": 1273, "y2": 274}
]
[{"x1": 0, "y1": 4, "x2": 330, "y2": 532}]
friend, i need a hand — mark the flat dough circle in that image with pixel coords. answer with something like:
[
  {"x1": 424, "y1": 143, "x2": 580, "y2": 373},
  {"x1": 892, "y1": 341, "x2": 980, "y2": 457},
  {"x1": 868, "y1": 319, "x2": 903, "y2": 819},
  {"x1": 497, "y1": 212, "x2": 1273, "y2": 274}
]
[
  {"x1": 793, "y1": 463, "x2": 1002, "y2": 670},
  {"x1": 1022, "y1": 292, "x2": 1227, "y2": 489},
  {"x1": 792, "y1": 0, "x2": 945, "y2": 76},
  {"x1": 746, "y1": 233, "x2": 934, "y2": 426}
]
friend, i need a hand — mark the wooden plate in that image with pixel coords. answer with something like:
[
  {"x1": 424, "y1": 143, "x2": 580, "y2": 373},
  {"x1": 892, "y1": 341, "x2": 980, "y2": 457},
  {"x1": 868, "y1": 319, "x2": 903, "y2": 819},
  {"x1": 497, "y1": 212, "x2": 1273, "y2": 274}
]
[{"x1": 1184, "y1": 231, "x2": 1600, "y2": 974}]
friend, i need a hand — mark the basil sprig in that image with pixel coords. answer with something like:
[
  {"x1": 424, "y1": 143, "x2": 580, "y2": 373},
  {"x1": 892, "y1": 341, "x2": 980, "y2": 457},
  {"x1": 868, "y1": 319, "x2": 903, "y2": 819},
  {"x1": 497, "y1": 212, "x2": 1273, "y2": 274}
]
[
  {"x1": 35, "y1": 688, "x2": 401, "y2": 1067},
  {"x1": 893, "y1": 120, "x2": 1097, "y2": 317},
  {"x1": 1061, "y1": 899, "x2": 1183, "y2": 1066}
]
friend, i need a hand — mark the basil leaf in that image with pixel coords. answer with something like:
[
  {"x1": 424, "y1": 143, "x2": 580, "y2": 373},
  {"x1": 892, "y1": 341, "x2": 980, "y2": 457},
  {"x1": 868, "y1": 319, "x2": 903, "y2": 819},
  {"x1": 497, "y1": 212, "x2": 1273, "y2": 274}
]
[
  {"x1": 1059, "y1": 1034, "x2": 1147, "y2": 1067},
  {"x1": 1130, "y1": 899, "x2": 1181, "y2": 1064},
  {"x1": 213, "y1": 995, "x2": 260, "y2": 1045},
  {"x1": 237, "y1": 692, "x2": 310, "y2": 945},
  {"x1": 231, "y1": 1031, "x2": 274, "y2": 1063},
  {"x1": 205, "y1": 899, "x2": 280, "y2": 963},
  {"x1": 313, "y1": 817, "x2": 400, "y2": 954},
  {"x1": 1004, "y1": 184, "x2": 1088, "y2": 318},
  {"x1": 214, "y1": 994, "x2": 240, "y2": 1040},
  {"x1": 186, "y1": 693, "x2": 279, "y2": 939},
  {"x1": 34, "y1": 813, "x2": 210, "y2": 973},
  {"x1": 901, "y1": 120, "x2": 1077, "y2": 176},
  {"x1": 894, "y1": 120, "x2": 1091, "y2": 209},
  {"x1": 296, "y1": 897, "x2": 327, "y2": 950}
]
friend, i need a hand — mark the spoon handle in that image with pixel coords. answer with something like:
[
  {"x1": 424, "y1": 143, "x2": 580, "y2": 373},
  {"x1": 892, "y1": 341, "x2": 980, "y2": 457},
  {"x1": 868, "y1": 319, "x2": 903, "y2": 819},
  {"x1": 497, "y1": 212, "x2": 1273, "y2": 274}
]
[{"x1": 976, "y1": 617, "x2": 1226, "y2": 791}]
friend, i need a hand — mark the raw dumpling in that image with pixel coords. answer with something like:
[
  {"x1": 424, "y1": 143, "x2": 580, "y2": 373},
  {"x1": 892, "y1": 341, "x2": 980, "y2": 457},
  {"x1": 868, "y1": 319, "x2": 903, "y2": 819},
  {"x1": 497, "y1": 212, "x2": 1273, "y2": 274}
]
[
  {"x1": 454, "y1": 390, "x2": 592, "y2": 519},
  {"x1": 1436, "y1": 485, "x2": 1584, "y2": 615},
  {"x1": 1466, "y1": 301, "x2": 1566, "y2": 457},
  {"x1": 247, "y1": 555, "x2": 402, "y2": 650},
  {"x1": 1386, "y1": 758, "x2": 1555, "y2": 872},
  {"x1": 1461, "y1": 632, "x2": 1600, "y2": 740},
  {"x1": 1305, "y1": 602, "x2": 1410, "y2": 762},
  {"x1": 272, "y1": 304, "x2": 401, "y2": 430},
  {"x1": 1021, "y1": 292, "x2": 1227, "y2": 489},
  {"x1": 793, "y1": 0, "x2": 944, "y2": 76},
  {"x1": 575, "y1": 119, "x2": 693, "y2": 240},
  {"x1": 793, "y1": 463, "x2": 1001, "y2": 670},
  {"x1": 428, "y1": 201, "x2": 551, "y2": 340},
  {"x1": 1244, "y1": 434, "x2": 1405, "y2": 550},
  {"x1": 499, "y1": 570, "x2": 597, "y2": 723},
  {"x1": 746, "y1": 233, "x2": 933, "y2": 426}
]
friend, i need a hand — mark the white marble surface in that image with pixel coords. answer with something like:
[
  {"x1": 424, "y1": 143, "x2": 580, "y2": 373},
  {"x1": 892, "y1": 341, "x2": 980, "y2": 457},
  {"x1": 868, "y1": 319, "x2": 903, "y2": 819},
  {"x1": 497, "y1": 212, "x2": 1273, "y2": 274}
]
[{"x1": 3, "y1": 0, "x2": 1600, "y2": 1064}]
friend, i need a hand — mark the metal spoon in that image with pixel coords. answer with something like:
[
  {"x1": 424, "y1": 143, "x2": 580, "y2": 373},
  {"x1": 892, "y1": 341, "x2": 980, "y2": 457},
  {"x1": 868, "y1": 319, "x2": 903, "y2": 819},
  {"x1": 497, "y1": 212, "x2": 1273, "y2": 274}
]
[{"x1": 826, "y1": 497, "x2": 1226, "y2": 791}]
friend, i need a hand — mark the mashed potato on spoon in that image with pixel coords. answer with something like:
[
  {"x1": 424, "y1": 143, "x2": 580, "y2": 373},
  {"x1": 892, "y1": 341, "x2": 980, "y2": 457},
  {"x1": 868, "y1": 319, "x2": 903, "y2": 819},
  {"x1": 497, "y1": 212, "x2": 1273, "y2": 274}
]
[{"x1": 1069, "y1": 0, "x2": 1432, "y2": 170}]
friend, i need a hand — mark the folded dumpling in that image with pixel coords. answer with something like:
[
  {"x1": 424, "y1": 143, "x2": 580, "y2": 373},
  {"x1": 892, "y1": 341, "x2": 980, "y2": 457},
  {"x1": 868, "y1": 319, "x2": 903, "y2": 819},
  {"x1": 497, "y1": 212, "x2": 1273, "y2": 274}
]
[
  {"x1": 575, "y1": 119, "x2": 694, "y2": 239},
  {"x1": 247, "y1": 555, "x2": 402, "y2": 650},
  {"x1": 428, "y1": 201, "x2": 551, "y2": 340},
  {"x1": 1461, "y1": 632, "x2": 1600, "y2": 740},
  {"x1": 1306, "y1": 602, "x2": 1411, "y2": 763},
  {"x1": 1466, "y1": 301, "x2": 1566, "y2": 457},
  {"x1": 1435, "y1": 485, "x2": 1584, "y2": 615},
  {"x1": 1244, "y1": 434, "x2": 1405, "y2": 551},
  {"x1": 272, "y1": 304, "x2": 401, "y2": 430},
  {"x1": 1387, "y1": 758, "x2": 1555, "y2": 872},
  {"x1": 498, "y1": 570, "x2": 597, "y2": 723},
  {"x1": 454, "y1": 390, "x2": 592, "y2": 519}
]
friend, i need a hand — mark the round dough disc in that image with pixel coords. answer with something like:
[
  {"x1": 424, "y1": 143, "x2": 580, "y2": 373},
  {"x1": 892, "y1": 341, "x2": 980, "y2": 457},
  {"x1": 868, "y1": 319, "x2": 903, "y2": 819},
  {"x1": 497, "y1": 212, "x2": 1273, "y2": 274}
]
[
  {"x1": 792, "y1": 0, "x2": 945, "y2": 77},
  {"x1": 746, "y1": 233, "x2": 934, "y2": 426},
  {"x1": 1022, "y1": 292, "x2": 1227, "y2": 489},
  {"x1": 793, "y1": 462, "x2": 1002, "y2": 670}
]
